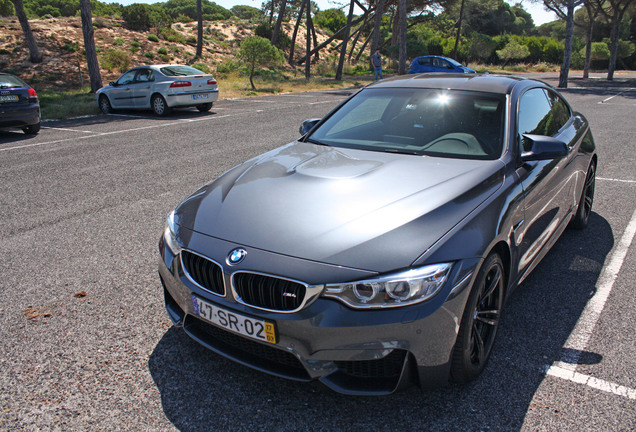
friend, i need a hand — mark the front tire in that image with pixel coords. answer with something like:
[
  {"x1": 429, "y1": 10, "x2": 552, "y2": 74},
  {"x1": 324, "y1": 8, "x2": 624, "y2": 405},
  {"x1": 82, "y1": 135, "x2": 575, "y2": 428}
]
[
  {"x1": 152, "y1": 95, "x2": 170, "y2": 116},
  {"x1": 99, "y1": 95, "x2": 113, "y2": 114},
  {"x1": 196, "y1": 103, "x2": 213, "y2": 112},
  {"x1": 569, "y1": 161, "x2": 596, "y2": 230},
  {"x1": 450, "y1": 253, "x2": 505, "y2": 383},
  {"x1": 22, "y1": 122, "x2": 40, "y2": 135}
]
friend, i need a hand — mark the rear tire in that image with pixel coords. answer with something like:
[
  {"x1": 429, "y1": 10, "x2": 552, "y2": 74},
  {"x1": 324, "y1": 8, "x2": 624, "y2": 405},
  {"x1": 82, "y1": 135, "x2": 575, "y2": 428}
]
[
  {"x1": 569, "y1": 161, "x2": 595, "y2": 230},
  {"x1": 152, "y1": 95, "x2": 170, "y2": 116},
  {"x1": 450, "y1": 253, "x2": 505, "y2": 383},
  {"x1": 22, "y1": 122, "x2": 40, "y2": 135},
  {"x1": 196, "y1": 103, "x2": 213, "y2": 112},
  {"x1": 99, "y1": 95, "x2": 113, "y2": 114}
]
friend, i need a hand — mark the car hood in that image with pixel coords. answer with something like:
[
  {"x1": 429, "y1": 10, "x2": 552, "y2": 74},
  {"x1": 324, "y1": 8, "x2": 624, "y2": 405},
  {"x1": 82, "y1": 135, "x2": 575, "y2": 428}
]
[{"x1": 175, "y1": 141, "x2": 504, "y2": 273}]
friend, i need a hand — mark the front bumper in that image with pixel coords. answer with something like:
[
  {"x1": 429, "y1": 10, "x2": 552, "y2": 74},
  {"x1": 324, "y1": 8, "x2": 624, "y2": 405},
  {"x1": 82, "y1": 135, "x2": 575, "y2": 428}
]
[{"x1": 158, "y1": 233, "x2": 478, "y2": 395}]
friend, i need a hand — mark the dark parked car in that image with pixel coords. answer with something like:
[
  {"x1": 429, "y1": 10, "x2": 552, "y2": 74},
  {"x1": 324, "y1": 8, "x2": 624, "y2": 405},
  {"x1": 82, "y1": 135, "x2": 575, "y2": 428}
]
[
  {"x1": 158, "y1": 74, "x2": 596, "y2": 395},
  {"x1": 0, "y1": 72, "x2": 40, "y2": 135},
  {"x1": 408, "y1": 55, "x2": 476, "y2": 74},
  {"x1": 96, "y1": 64, "x2": 219, "y2": 116}
]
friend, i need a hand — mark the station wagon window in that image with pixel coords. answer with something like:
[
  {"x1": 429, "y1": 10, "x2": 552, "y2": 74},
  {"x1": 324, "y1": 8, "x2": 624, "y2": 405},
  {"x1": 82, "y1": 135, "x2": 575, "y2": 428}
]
[
  {"x1": 518, "y1": 88, "x2": 572, "y2": 151},
  {"x1": 417, "y1": 57, "x2": 432, "y2": 66}
]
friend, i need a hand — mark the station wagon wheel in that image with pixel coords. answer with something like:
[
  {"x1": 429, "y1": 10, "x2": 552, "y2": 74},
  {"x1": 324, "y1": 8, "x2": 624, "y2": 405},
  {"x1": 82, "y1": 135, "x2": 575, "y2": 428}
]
[
  {"x1": 152, "y1": 95, "x2": 170, "y2": 116},
  {"x1": 569, "y1": 161, "x2": 596, "y2": 230},
  {"x1": 450, "y1": 253, "x2": 504, "y2": 383},
  {"x1": 99, "y1": 95, "x2": 113, "y2": 114}
]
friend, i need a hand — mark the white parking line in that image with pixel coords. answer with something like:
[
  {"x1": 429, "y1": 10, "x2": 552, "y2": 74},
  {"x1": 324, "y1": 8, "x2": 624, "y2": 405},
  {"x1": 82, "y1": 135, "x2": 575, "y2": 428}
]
[
  {"x1": 597, "y1": 177, "x2": 636, "y2": 184},
  {"x1": 41, "y1": 126, "x2": 96, "y2": 134},
  {"x1": 0, "y1": 114, "x2": 231, "y2": 152},
  {"x1": 599, "y1": 88, "x2": 636, "y2": 104},
  {"x1": 545, "y1": 207, "x2": 636, "y2": 397},
  {"x1": 546, "y1": 365, "x2": 636, "y2": 400}
]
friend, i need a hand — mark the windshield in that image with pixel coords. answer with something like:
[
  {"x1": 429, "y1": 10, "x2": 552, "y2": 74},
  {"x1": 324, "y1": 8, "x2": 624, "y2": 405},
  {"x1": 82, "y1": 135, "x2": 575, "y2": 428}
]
[
  {"x1": 307, "y1": 88, "x2": 505, "y2": 160},
  {"x1": 160, "y1": 65, "x2": 207, "y2": 76}
]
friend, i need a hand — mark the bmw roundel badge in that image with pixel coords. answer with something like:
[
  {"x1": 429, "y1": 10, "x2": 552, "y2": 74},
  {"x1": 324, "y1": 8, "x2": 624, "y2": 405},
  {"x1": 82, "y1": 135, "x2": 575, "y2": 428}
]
[{"x1": 227, "y1": 248, "x2": 247, "y2": 265}]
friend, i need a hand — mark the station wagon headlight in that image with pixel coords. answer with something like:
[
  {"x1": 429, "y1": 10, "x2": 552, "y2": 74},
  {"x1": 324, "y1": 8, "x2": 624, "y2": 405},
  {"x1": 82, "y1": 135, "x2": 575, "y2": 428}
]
[
  {"x1": 323, "y1": 263, "x2": 452, "y2": 309},
  {"x1": 164, "y1": 210, "x2": 182, "y2": 255}
]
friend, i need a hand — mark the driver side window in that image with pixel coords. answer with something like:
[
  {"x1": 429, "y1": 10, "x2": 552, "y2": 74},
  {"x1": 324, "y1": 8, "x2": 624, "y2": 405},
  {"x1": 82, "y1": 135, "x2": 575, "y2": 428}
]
[
  {"x1": 118, "y1": 70, "x2": 137, "y2": 85},
  {"x1": 518, "y1": 88, "x2": 569, "y2": 151}
]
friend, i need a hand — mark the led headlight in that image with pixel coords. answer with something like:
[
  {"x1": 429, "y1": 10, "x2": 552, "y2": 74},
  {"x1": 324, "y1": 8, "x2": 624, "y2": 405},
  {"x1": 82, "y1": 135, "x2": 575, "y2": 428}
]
[
  {"x1": 323, "y1": 263, "x2": 452, "y2": 309},
  {"x1": 163, "y1": 210, "x2": 182, "y2": 255}
]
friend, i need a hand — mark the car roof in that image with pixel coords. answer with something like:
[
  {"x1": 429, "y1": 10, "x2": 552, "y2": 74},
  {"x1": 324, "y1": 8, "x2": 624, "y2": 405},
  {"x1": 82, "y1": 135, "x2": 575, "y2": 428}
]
[{"x1": 367, "y1": 73, "x2": 547, "y2": 95}]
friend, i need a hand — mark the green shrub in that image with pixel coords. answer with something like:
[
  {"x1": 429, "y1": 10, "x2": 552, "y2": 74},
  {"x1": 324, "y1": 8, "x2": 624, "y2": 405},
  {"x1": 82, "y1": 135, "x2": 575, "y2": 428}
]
[
  {"x1": 113, "y1": 38, "x2": 125, "y2": 46},
  {"x1": 145, "y1": 51, "x2": 155, "y2": 59},
  {"x1": 130, "y1": 47, "x2": 139, "y2": 54},
  {"x1": 148, "y1": 34, "x2": 159, "y2": 42},
  {"x1": 61, "y1": 42, "x2": 79, "y2": 52},
  {"x1": 186, "y1": 36, "x2": 197, "y2": 44},
  {"x1": 216, "y1": 59, "x2": 240, "y2": 74},
  {"x1": 131, "y1": 40, "x2": 142, "y2": 48},
  {"x1": 158, "y1": 47, "x2": 168, "y2": 55},
  {"x1": 100, "y1": 49, "x2": 130, "y2": 73},
  {"x1": 122, "y1": 3, "x2": 172, "y2": 31},
  {"x1": 192, "y1": 62, "x2": 210, "y2": 73}
]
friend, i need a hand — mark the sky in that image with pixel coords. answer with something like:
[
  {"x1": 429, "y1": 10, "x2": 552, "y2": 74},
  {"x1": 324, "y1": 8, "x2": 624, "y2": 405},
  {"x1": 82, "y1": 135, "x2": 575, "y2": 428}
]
[{"x1": 115, "y1": 0, "x2": 559, "y2": 26}]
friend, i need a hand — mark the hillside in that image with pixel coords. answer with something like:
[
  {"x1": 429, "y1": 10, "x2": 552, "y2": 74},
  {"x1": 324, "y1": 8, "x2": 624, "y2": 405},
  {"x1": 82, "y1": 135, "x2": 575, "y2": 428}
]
[{"x1": 0, "y1": 16, "x2": 335, "y2": 91}]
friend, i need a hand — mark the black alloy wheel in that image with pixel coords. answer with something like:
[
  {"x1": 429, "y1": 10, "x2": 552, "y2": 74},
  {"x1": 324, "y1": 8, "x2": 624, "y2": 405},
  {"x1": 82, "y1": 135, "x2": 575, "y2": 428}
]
[
  {"x1": 99, "y1": 95, "x2": 112, "y2": 114},
  {"x1": 451, "y1": 253, "x2": 505, "y2": 383},
  {"x1": 569, "y1": 161, "x2": 596, "y2": 230}
]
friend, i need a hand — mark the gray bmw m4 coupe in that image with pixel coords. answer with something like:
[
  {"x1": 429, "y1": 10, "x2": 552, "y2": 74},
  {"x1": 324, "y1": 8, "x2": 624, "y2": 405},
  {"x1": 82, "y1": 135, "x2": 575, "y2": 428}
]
[{"x1": 158, "y1": 74, "x2": 597, "y2": 395}]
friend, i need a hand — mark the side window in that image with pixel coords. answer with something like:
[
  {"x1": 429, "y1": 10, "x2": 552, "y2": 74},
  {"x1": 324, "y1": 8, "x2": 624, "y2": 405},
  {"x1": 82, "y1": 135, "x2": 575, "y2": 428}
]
[
  {"x1": 518, "y1": 88, "x2": 557, "y2": 151},
  {"x1": 546, "y1": 90, "x2": 571, "y2": 132},
  {"x1": 418, "y1": 57, "x2": 431, "y2": 66},
  {"x1": 135, "y1": 69, "x2": 153, "y2": 83},
  {"x1": 117, "y1": 70, "x2": 136, "y2": 85}
]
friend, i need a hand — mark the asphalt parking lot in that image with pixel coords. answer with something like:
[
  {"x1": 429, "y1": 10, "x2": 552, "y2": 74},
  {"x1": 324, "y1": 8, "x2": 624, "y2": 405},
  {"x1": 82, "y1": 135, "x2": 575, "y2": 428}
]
[{"x1": 1, "y1": 73, "x2": 634, "y2": 431}]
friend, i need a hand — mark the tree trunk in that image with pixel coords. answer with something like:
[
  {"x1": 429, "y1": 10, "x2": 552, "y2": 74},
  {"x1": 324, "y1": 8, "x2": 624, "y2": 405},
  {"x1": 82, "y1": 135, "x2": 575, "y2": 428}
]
[
  {"x1": 371, "y1": 0, "x2": 385, "y2": 53},
  {"x1": 11, "y1": 0, "x2": 41, "y2": 63},
  {"x1": 558, "y1": 0, "x2": 575, "y2": 88},
  {"x1": 452, "y1": 0, "x2": 466, "y2": 59},
  {"x1": 271, "y1": 0, "x2": 287, "y2": 46},
  {"x1": 305, "y1": 0, "x2": 311, "y2": 79},
  {"x1": 606, "y1": 9, "x2": 625, "y2": 81},
  {"x1": 196, "y1": 0, "x2": 203, "y2": 58},
  {"x1": 298, "y1": 14, "x2": 367, "y2": 65},
  {"x1": 289, "y1": 0, "x2": 306, "y2": 65},
  {"x1": 398, "y1": 0, "x2": 407, "y2": 74},
  {"x1": 79, "y1": 0, "x2": 102, "y2": 92},
  {"x1": 583, "y1": 18, "x2": 594, "y2": 79},
  {"x1": 336, "y1": 0, "x2": 355, "y2": 81}
]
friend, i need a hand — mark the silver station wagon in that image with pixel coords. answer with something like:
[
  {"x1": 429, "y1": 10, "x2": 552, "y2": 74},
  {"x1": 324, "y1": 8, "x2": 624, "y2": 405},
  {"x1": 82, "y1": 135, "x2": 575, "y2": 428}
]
[{"x1": 158, "y1": 74, "x2": 597, "y2": 395}]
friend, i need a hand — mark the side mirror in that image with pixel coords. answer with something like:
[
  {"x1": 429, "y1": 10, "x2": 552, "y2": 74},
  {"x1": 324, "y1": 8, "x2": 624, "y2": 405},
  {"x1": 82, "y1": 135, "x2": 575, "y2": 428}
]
[
  {"x1": 299, "y1": 118, "x2": 321, "y2": 136},
  {"x1": 109, "y1": 82, "x2": 116, "y2": 87},
  {"x1": 521, "y1": 134, "x2": 569, "y2": 161}
]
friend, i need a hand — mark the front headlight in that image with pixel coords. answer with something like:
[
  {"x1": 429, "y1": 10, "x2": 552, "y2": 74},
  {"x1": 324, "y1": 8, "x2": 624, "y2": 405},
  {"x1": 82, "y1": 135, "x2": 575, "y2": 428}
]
[
  {"x1": 323, "y1": 263, "x2": 452, "y2": 309},
  {"x1": 163, "y1": 210, "x2": 182, "y2": 255}
]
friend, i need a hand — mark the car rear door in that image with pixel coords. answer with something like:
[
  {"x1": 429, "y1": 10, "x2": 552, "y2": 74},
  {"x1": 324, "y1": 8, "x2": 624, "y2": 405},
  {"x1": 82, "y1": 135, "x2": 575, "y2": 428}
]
[{"x1": 515, "y1": 87, "x2": 578, "y2": 276}]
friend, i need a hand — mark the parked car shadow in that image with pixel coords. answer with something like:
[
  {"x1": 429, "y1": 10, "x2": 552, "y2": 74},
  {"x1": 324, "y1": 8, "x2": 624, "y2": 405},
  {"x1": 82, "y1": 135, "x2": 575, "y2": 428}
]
[
  {"x1": 0, "y1": 129, "x2": 38, "y2": 143},
  {"x1": 148, "y1": 212, "x2": 614, "y2": 431}
]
